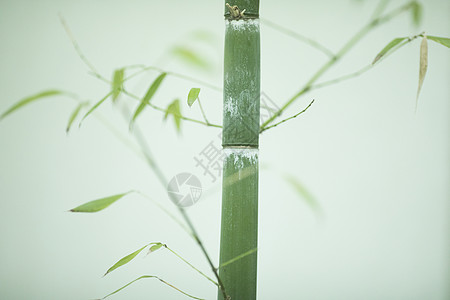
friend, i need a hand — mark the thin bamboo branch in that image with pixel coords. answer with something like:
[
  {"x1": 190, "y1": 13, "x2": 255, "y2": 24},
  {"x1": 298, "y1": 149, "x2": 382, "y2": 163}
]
[
  {"x1": 260, "y1": 1, "x2": 417, "y2": 131},
  {"x1": 261, "y1": 18, "x2": 335, "y2": 58},
  {"x1": 260, "y1": 99, "x2": 314, "y2": 133},
  {"x1": 197, "y1": 98, "x2": 211, "y2": 125},
  {"x1": 164, "y1": 244, "x2": 219, "y2": 287},
  {"x1": 61, "y1": 17, "x2": 227, "y2": 297}
]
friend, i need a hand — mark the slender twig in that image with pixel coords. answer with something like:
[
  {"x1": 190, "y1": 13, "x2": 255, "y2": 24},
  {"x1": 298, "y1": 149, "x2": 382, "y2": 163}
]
[
  {"x1": 100, "y1": 275, "x2": 205, "y2": 300},
  {"x1": 164, "y1": 244, "x2": 219, "y2": 287},
  {"x1": 260, "y1": 1, "x2": 416, "y2": 131},
  {"x1": 118, "y1": 105, "x2": 229, "y2": 299},
  {"x1": 61, "y1": 15, "x2": 229, "y2": 299},
  {"x1": 135, "y1": 191, "x2": 192, "y2": 236},
  {"x1": 59, "y1": 14, "x2": 108, "y2": 83},
  {"x1": 311, "y1": 33, "x2": 424, "y2": 91},
  {"x1": 197, "y1": 98, "x2": 210, "y2": 125},
  {"x1": 261, "y1": 18, "x2": 335, "y2": 58},
  {"x1": 260, "y1": 99, "x2": 314, "y2": 133}
]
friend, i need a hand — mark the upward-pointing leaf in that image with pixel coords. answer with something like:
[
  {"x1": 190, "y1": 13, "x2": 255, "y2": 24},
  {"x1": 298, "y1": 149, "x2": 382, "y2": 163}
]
[
  {"x1": 427, "y1": 36, "x2": 450, "y2": 48},
  {"x1": 410, "y1": 1, "x2": 422, "y2": 27},
  {"x1": 130, "y1": 73, "x2": 167, "y2": 128},
  {"x1": 372, "y1": 37, "x2": 406, "y2": 65},
  {"x1": 104, "y1": 245, "x2": 148, "y2": 276},
  {"x1": 187, "y1": 88, "x2": 201, "y2": 107},
  {"x1": 66, "y1": 102, "x2": 87, "y2": 133},
  {"x1": 79, "y1": 91, "x2": 113, "y2": 126},
  {"x1": 0, "y1": 90, "x2": 65, "y2": 120},
  {"x1": 416, "y1": 35, "x2": 428, "y2": 108},
  {"x1": 69, "y1": 192, "x2": 130, "y2": 213},
  {"x1": 164, "y1": 99, "x2": 182, "y2": 132},
  {"x1": 112, "y1": 68, "x2": 125, "y2": 102}
]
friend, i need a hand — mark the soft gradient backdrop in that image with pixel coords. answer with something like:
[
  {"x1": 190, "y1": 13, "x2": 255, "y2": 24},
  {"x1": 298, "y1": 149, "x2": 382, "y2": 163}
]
[{"x1": 0, "y1": 0, "x2": 449, "y2": 299}]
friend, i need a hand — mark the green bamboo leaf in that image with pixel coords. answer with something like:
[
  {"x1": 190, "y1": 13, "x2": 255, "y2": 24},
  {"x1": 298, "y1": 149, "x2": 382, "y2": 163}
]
[
  {"x1": 187, "y1": 88, "x2": 201, "y2": 107},
  {"x1": 416, "y1": 35, "x2": 428, "y2": 108},
  {"x1": 130, "y1": 73, "x2": 167, "y2": 128},
  {"x1": 372, "y1": 37, "x2": 406, "y2": 65},
  {"x1": 79, "y1": 91, "x2": 113, "y2": 126},
  {"x1": 148, "y1": 242, "x2": 164, "y2": 254},
  {"x1": 104, "y1": 245, "x2": 148, "y2": 276},
  {"x1": 410, "y1": 1, "x2": 422, "y2": 26},
  {"x1": 100, "y1": 275, "x2": 205, "y2": 300},
  {"x1": 284, "y1": 175, "x2": 322, "y2": 214},
  {"x1": 0, "y1": 90, "x2": 65, "y2": 120},
  {"x1": 164, "y1": 99, "x2": 182, "y2": 132},
  {"x1": 66, "y1": 102, "x2": 87, "y2": 133},
  {"x1": 112, "y1": 68, "x2": 125, "y2": 102},
  {"x1": 69, "y1": 192, "x2": 130, "y2": 213},
  {"x1": 427, "y1": 35, "x2": 450, "y2": 48},
  {"x1": 171, "y1": 46, "x2": 211, "y2": 70}
]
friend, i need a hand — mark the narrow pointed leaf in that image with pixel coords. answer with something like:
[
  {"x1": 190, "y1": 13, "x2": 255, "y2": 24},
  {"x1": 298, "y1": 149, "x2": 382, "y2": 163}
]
[
  {"x1": 427, "y1": 35, "x2": 450, "y2": 48},
  {"x1": 0, "y1": 90, "x2": 65, "y2": 120},
  {"x1": 66, "y1": 102, "x2": 86, "y2": 133},
  {"x1": 79, "y1": 91, "x2": 113, "y2": 126},
  {"x1": 416, "y1": 35, "x2": 428, "y2": 107},
  {"x1": 284, "y1": 175, "x2": 322, "y2": 214},
  {"x1": 104, "y1": 245, "x2": 148, "y2": 276},
  {"x1": 112, "y1": 68, "x2": 125, "y2": 102},
  {"x1": 164, "y1": 99, "x2": 182, "y2": 132},
  {"x1": 187, "y1": 88, "x2": 201, "y2": 107},
  {"x1": 171, "y1": 46, "x2": 211, "y2": 70},
  {"x1": 410, "y1": 2, "x2": 422, "y2": 26},
  {"x1": 372, "y1": 37, "x2": 406, "y2": 65},
  {"x1": 130, "y1": 73, "x2": 167, "y2": 127},
  {"x1": 69, "y1": 192, "x2": 130, "y2": 213}
]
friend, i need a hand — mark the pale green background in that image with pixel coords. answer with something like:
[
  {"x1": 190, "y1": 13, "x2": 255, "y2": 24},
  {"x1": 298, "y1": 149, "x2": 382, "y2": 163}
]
[{"x1": 0, "y1": 0, "x2": 449, "y2": 299}]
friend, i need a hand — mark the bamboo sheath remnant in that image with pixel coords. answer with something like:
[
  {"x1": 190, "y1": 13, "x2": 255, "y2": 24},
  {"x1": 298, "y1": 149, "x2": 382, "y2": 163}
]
[{"x1": 219, "y1": 1, "x2": 260, "y2": 299}]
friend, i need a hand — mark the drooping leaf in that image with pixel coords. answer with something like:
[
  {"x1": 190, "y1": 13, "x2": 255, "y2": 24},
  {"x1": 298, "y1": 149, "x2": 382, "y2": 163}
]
[
  {"x1": 187, "y1": 88, "x2": 201, "y2": 107},
  {"x1": 66, "y1": 102, "x2": 87, "y2": 133},
  {"x1": 148, "y1": 242, "x2": 164, "y2": 254},
  {"x1": 104, "y1": 245, "x2": 148, "y2": 276},
  {"x1": 164, "y1": 99, "x2": 182, "y2": 132},
  {"x1": 79, "y1": 91, "x2": 113, "y2": 126},
  {"x1": 130, "y1": 73, "x2": 167, "y2": 128},
  {"x1": 416, "y1": 35, "x2": 428, "y2": 108},
  {"x1": 100, "y1": 275, "x2": 205, "y2": 300},
  {"x1": 372, "y1": 37, "x2": 407, "y2": 65},
  {"x1": 171, "y1": 46, "x2": 211, "y2": 70},
  {"x1": 284, "y1": 175, "x2": 322, "y2": 215},
  {"x1": 410, "y1": 1, "x2": 423, "y2": 26},
  {"x1": 112, "y1": 68, "x2": 125, "y2": 102},
  {"x1": 427, "y1": 35, "x2": 450, "y2": 48},
  {"x1": 69, "y1": 192, "x2": 130, "y2": 213},
  {"x1": 0, "y1": 90, "x2": 65, "y2": 120}
]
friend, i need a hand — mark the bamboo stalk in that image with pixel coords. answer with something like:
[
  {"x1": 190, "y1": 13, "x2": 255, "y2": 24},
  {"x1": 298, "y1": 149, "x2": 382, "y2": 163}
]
[{"x1": 219, "y1": 1, "x2": 260, "y2": 299}]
